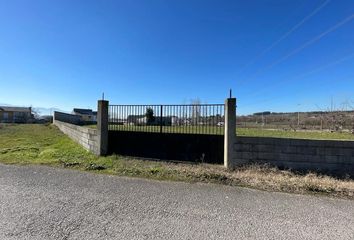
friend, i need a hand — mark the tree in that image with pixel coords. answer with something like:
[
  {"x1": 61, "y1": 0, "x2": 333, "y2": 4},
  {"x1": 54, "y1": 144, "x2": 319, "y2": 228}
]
[
  {"x1": 191, "y1": 98, "x2": 201, "y2": 125},
  {"x1": 145, "y1": 108, "x2": 155, "y2": 125},
  {"x1": 32, "y1": 108, "x2": 41, "y2": 119}
]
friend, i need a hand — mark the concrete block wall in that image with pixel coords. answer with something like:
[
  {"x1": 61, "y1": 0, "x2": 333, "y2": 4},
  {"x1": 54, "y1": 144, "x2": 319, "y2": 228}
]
[
  {"x1": 233, "y1": 136, "x2": 354, "y2": 175},
  {"x1": 54, "y1": 120, "x2": 100, "y2": 155},
  {"x1": 54, "y1": 111, "x2": 82, "y2": 125}
]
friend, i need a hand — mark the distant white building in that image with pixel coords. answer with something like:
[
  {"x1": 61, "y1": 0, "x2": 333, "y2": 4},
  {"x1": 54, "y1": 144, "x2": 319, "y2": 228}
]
[
  {"x1": 0, "y1": 106, "x2": 33, "y2": 123},
  {"x1": 73, "y1": 108, "x2": 97, "y2": 122}
]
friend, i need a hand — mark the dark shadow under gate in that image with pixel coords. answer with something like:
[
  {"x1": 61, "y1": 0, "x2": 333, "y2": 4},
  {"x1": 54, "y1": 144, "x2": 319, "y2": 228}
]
[{"x1": 108, "y1": 131, "x2": 224, "y2": 164}]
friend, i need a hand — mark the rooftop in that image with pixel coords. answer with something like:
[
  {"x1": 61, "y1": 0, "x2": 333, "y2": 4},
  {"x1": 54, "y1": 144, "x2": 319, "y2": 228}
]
[
  {"x1": 73, "y1": 108, "x2": 93, "y2": 115},
  {"x1": 0, "y1": 106, "x2": 31, "y2": 112}
]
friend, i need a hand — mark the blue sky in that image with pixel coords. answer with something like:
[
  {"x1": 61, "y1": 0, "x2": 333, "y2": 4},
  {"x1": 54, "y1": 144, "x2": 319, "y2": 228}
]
[{"x1": 0, "y1": 0, "x2": 353, "y2": 115}]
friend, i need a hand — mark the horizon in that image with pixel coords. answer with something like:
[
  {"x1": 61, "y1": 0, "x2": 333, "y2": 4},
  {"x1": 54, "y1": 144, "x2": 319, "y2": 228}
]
[
  {"x1": 0, "y1": 0, "x2": 353, "y2": 115},
  {"x1": 2, "y1": 100, "x2": 354, "y2": 117}
]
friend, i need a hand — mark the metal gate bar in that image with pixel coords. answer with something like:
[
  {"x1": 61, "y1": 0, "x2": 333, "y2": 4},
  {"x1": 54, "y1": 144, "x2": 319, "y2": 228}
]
[{"x1": 108, "y1": 104, "x2": 225, "y2": 135}]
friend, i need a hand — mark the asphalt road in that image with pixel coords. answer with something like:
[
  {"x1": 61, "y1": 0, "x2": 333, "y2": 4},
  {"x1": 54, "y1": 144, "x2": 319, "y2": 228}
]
[{"x1": 0, "y1": 164, "x2": 353, "y2": 240}]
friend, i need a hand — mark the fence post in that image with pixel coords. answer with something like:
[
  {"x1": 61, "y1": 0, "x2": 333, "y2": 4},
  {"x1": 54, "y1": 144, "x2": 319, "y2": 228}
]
[
  {"x1": 97, "y1": 100, "x2": 109, "y2": 156},
  {"x1": 224, "y1": 98, "x2": 236, "y2": 169}
]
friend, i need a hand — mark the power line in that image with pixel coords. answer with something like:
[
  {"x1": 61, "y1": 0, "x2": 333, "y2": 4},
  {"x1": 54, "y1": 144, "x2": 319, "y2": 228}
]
[
  {"x1": 244, "y1": 52, "x2": 354, "y2": 98},
  {"x1": 239, "y1": 13, "x2": 354, "y2": 86},
  {"x1": 262, "y1": 14, "x2": 354, "y2": 70},
  {"x1": 237, "y1": 0, "x2": 331, "y2": 77},
  {"x1": 240, "y1": 52, "x2": 354, "y2": 108},
  {"x1": 292, "y1": 52, "x2": 354, "y2": 78}
]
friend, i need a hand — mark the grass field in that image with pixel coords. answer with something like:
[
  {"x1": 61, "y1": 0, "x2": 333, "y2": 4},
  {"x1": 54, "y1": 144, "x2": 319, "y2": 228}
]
[
  {"x1": 89, "y1": 124, "x2": 354, "y2": 140},
  {"x1": 237, "y1": 128, "x2": 354, "y2": 140},
  {"x1": 1, "y1": 124, "x2": 354, "y2": 199},
  {"x1": 0, "y1": 124, "x2": 96, "y2": 165}
]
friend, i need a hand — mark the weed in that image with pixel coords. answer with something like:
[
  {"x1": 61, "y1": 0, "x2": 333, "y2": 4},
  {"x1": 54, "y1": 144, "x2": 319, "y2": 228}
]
[
  {"x1": 1, "y1": 124, "x2": 354, "y2": 199},
  {"x1": 86, "y1": 163, "x2": 107, "y2": 171}
]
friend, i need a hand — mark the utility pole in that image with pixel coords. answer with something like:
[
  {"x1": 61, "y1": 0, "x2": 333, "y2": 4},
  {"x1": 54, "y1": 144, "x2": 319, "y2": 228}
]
[
  {"x1": 331, "y1": 96, "x2": 333, "y2": 112},
  {"x1": 297, "y1": 104, "x2": 301, "y2": 127}
]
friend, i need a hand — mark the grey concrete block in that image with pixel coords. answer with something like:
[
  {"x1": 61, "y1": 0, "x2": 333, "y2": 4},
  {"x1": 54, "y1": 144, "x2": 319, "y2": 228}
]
[
  {"x1": 237, "y1": 152, "x2": 252, "y2": 160},
  {"x1": 253, "y1": 144, "x2": 274, "y2": 153},
  {"x1": 255, "y1": 152, "x2": 275, "y2": 161},
  {"x1": 281, "y1": 146, "x2": 297, "y2": 154},
  {"x1": 234, "y1": 143, "x2": 251, "y2": 152},
  {"x1": 324, "y1": 155, "x2": 339, "y2": 164},
  {"x1": 54, "y1": 120, "x2": 100, "y2": 156},
  {"x1": 296, "y1": 146, "x2": 317, "y2": 155}
]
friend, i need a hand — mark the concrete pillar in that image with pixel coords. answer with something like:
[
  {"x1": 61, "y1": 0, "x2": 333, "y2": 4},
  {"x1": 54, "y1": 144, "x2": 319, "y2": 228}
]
[
  {"x1": 97, "y1": 100, "x2": 109, "y2": 156},
  {"x1": 224, "y1": 98, "x2": 236, "y2": 169},
  {"x1": 53, "y1": 111, "x2": 58, "y2": 124}
]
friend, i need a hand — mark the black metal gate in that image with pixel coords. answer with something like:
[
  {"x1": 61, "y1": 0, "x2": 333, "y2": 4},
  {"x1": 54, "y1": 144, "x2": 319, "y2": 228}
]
[{"x1": 108, "y1": 104, "x2": 225, "y2": 164}]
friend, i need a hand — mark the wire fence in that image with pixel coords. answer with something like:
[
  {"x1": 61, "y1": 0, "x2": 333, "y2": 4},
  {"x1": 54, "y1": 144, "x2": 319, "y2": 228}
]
[{"x1": 108, "y1": 104, "x2": 225, "y2": 135}]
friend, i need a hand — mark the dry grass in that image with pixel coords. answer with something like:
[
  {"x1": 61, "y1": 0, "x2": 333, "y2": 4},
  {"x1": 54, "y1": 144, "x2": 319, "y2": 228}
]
[
  {"x1": 1, "y1": 124, "x2": 354, "y2": 200},
  {"x1": 151, "y1": 162, "x2": 354, "y2": 199},
  {"x1": 99, "y1": 154, "x2": 354, "y2": 199},
  {"x1": 231, "y1": 165, "x2": 354, "y2": 197}
]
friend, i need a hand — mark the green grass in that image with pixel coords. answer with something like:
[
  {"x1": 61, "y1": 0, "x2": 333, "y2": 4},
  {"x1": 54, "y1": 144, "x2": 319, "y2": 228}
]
[
  {"x1": 0, "y1": 124, "x2": 201, "y2": 182},
  {"x1": 87, "y1": 123, "x2": 354, "y2": 140},
  {"x1": 85, "y1": 124, "x2": 97, "y2": 129},
  {"x1": 0, "y1": 124, "x2": 180, "y2": 179},
  {"x1": 1, "y1": 124, "x2": 354, "y2": 199},
  {"x1": 0, "y1": 124, "x2": 97, "y2": 165},
  {"x1": 237, "y1": 128, "x2": 354, "y2": 140},
  {"x1": 109, "y1": 125, "x2": 225, "y2": 134}
]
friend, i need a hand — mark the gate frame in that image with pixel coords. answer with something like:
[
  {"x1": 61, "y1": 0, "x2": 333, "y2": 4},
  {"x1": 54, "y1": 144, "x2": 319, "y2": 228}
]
[
  {"x1": 97, "y1": 100, "x2": 109, "y2": 156},
  {"x1": 224, "y1": 98, "x2": 236, "y2": 169},
  {"x1": 97, "y1": 98, "x2": 237, "y2": 168}
]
